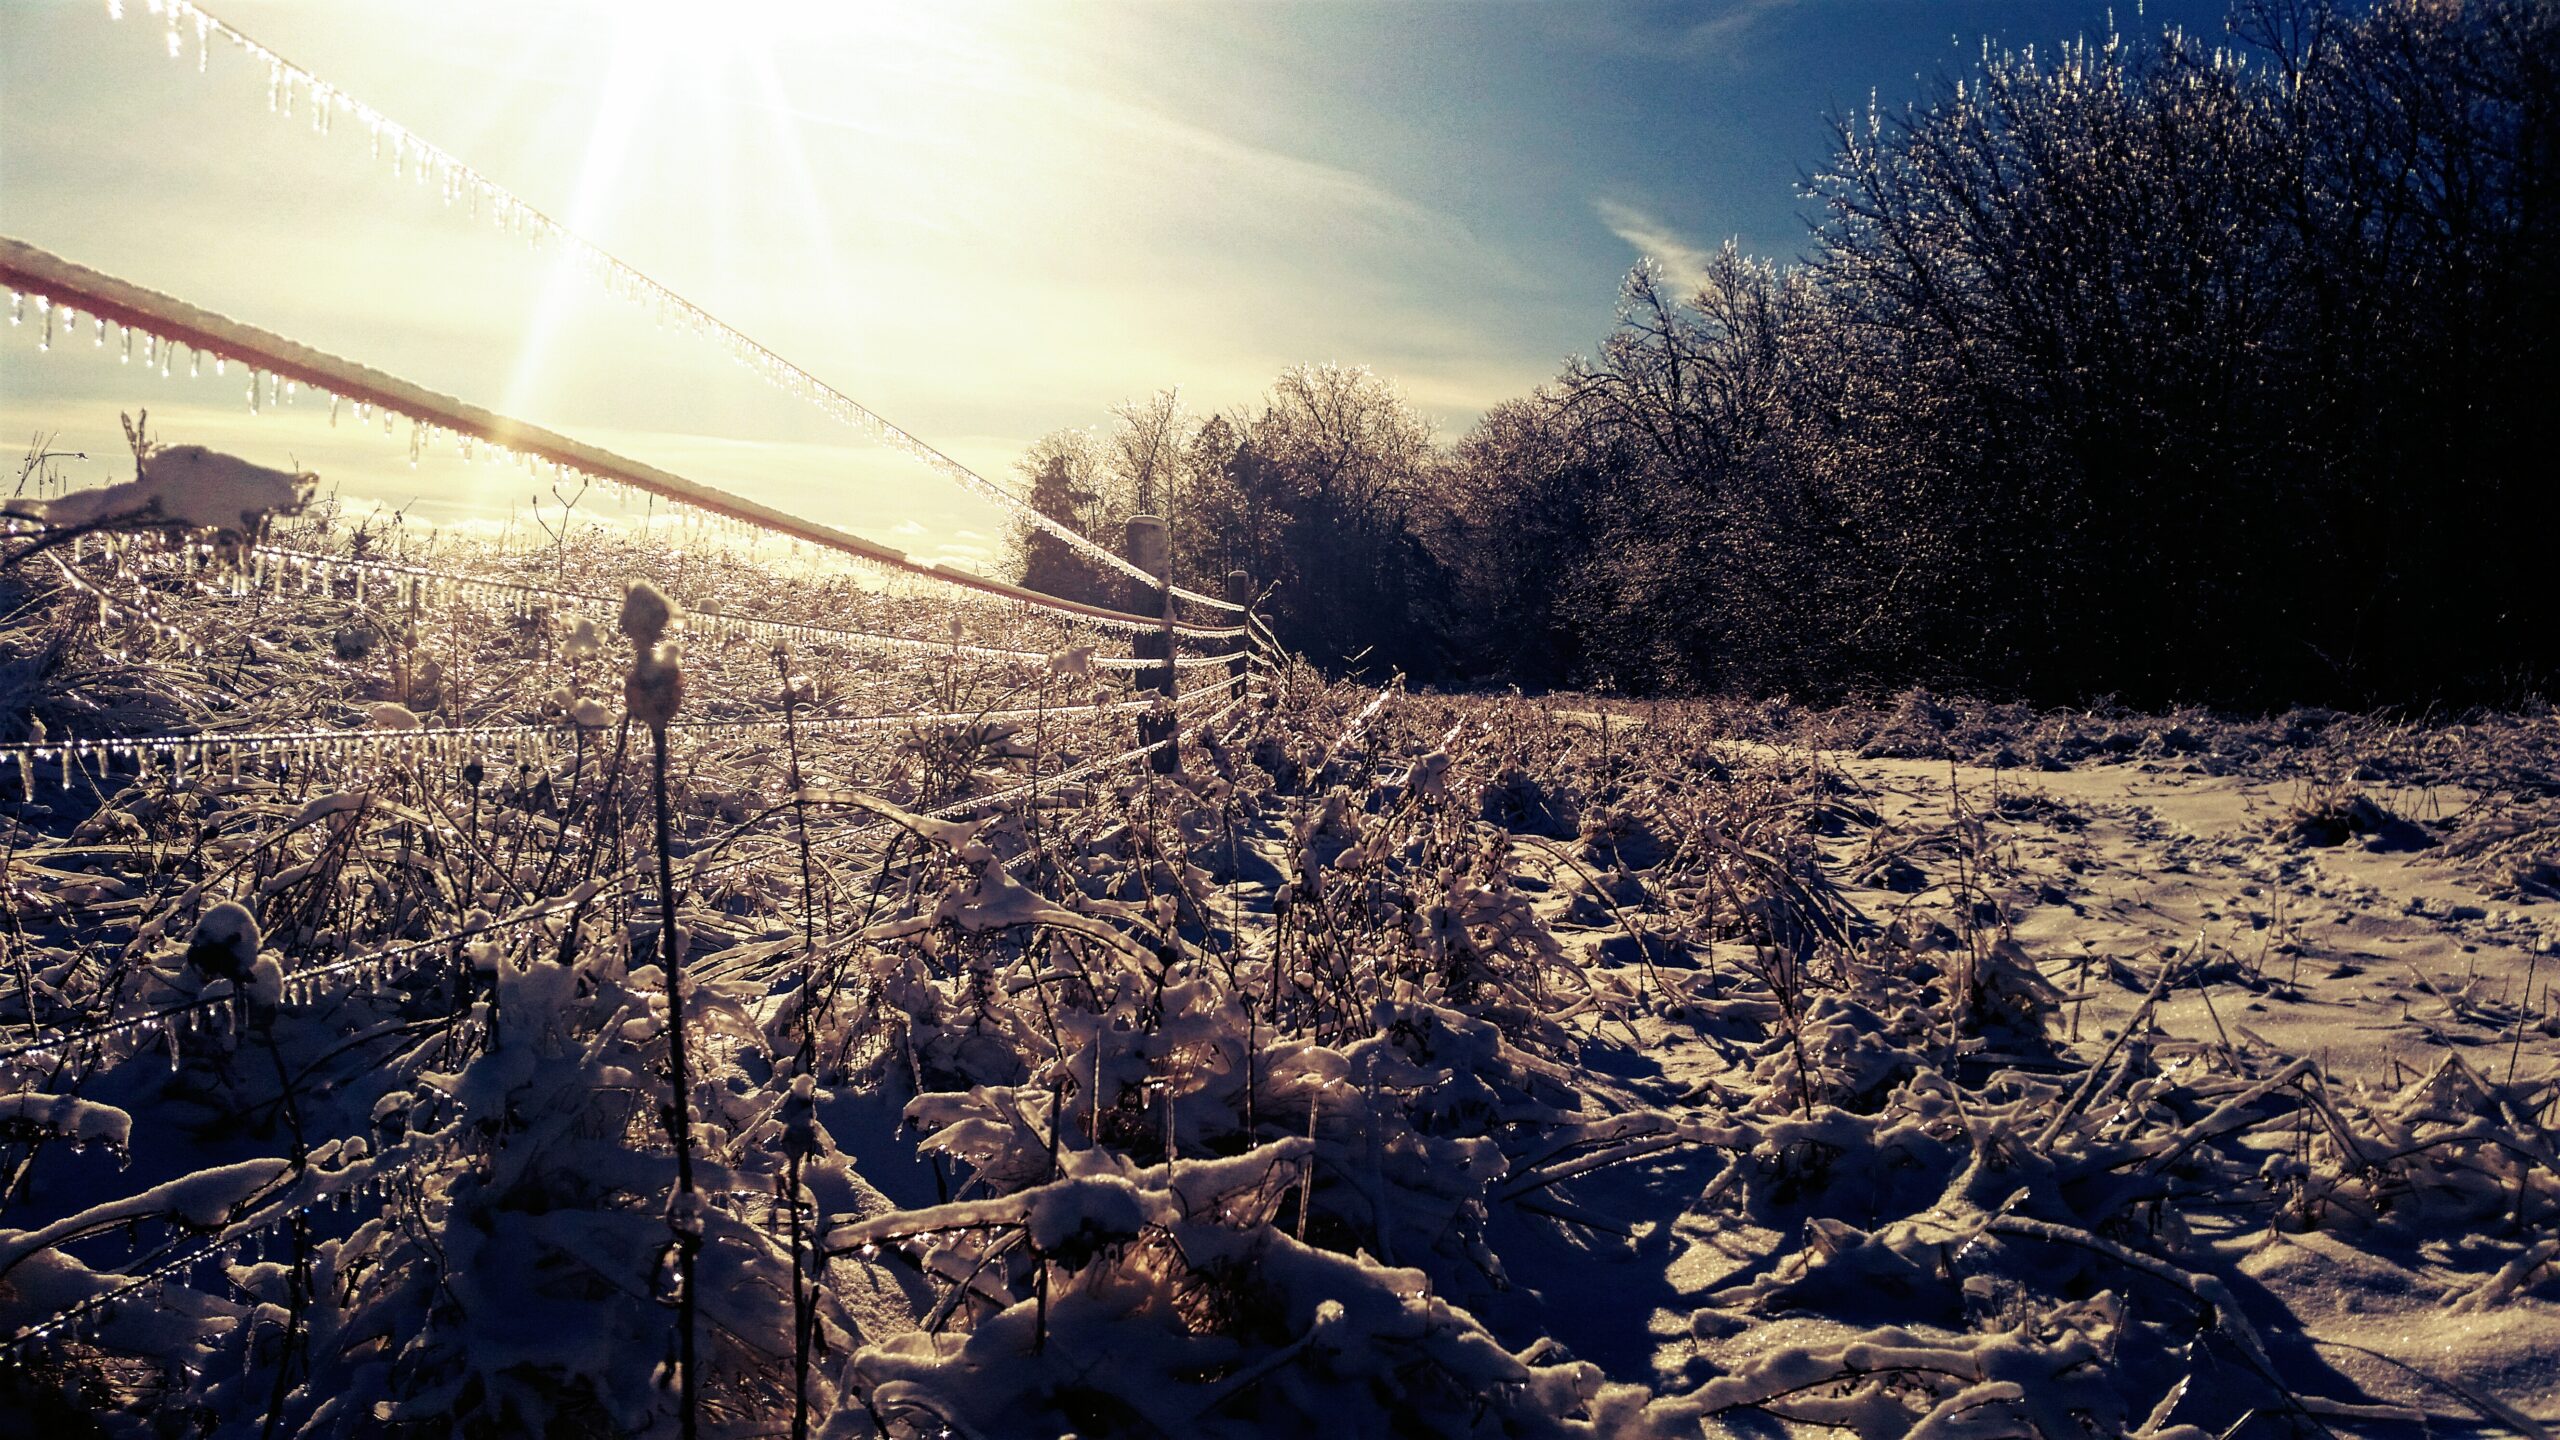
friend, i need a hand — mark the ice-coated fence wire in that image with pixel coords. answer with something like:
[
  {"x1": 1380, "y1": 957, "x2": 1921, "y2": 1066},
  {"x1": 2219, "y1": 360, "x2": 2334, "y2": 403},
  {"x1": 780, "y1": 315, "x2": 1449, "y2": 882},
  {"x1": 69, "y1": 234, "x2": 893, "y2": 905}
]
[
  {"x1": 227, "y1": 542, "x2": 1247, "y2": 656},
  {"x1": 0, "y1": 239, "x2": 1220, "y2": 639},
  {"x1": 1249, "y1": 613, "x2": 1285, "y2": 653},
  {"x1": 1, "y1": 526, "x2": 1246, "y2": 787},
  {"x1": 912, "y1": 679, "x2": 1250, "y2": 824},
  {"x1": 0, "y1": 673, "x2": 1252, "y2": 1070},
  {"x1": 0, "y1": 888, "x2": 602, "y2": 1071},
  {"x1": 0, "y1": 696, "x2": 1163, "y2": 776},
  {"x1": 0, "y1": 1157, "x2": 392, "y2": 1357}
]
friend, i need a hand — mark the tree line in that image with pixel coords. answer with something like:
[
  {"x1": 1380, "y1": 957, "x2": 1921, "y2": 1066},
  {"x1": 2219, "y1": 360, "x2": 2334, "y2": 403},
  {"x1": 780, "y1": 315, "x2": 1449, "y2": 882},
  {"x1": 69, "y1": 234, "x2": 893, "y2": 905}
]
[{"x1": 1009, "y1": 0, "x2": 2558, "y2": 708}]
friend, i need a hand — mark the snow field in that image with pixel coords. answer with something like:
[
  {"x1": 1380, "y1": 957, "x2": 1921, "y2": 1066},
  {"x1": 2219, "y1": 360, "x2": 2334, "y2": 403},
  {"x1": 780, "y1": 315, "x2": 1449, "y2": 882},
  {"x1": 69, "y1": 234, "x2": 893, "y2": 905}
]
[{"x1": 0, "y1": 499, "x2": 2553, "y2": 1437}]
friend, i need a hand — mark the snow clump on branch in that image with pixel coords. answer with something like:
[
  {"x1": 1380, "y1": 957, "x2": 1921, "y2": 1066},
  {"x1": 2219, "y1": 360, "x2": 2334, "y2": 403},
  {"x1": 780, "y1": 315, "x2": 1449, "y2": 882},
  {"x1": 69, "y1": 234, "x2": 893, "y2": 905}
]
[{"x1": 8, "y1": 445, "x2": 306, "y2": 535}]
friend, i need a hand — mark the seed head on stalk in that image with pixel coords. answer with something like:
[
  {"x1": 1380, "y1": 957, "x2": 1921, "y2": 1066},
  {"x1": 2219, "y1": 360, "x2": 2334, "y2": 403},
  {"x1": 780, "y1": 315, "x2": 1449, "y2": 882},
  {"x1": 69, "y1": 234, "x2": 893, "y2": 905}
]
[
  {"x1": 624, "y1": 576, "x2": 699, "y2": 1439},
  {"x1": 620, "y1": 579, "x2": 676, "y2": 647},
  {"x1": 627, "y1": 644, "x2": 685, "y2": 728}
]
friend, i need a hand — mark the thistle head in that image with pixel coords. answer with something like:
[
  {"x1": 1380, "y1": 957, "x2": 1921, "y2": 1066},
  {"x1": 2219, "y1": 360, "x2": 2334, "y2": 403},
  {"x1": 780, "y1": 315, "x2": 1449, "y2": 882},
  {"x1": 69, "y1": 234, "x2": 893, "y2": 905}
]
[
  {"x1": 186, "y1": 901, "x2": 263, "y2": 982},
  {"x1": 625, "y1": 642, "x2": 685, "y2": 728},
  {"x1": 619, "y1": 581, "x2": 676, "y2": 646}
]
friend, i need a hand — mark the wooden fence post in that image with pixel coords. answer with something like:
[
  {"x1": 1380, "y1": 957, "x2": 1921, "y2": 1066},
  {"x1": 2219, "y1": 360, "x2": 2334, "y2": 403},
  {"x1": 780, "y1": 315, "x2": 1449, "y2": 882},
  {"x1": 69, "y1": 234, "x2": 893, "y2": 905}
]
[
  {"x1": 1226, "y1": 571, "x2": 1251, "y2": 701},
  {"x1": 1126, "y1": 515, "x2": 1177, "y2": 773}
]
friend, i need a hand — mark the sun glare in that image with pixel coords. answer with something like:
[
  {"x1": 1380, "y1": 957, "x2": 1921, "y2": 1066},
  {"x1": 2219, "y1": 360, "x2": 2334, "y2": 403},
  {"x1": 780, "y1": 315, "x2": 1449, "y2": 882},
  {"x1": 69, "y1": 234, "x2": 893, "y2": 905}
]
[
  {"x1": 499, "y1": 7, "x2": 671, "y2": 417},
  {"x1": 500, "y1": 0, "x2": 1011, "y2": 420},
  {"x1": 594, "y1": 0, "x2": 976, "y2": 63}
]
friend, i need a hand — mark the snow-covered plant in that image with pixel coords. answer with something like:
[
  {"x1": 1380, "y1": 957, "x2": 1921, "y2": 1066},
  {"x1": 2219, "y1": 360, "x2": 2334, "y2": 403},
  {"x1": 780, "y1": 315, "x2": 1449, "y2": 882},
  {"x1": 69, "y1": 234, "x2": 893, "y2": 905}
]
[
  {"x1": 4, "y1": 439, "x2": 306, "y2": 555},
  {"x1": 819, "y1": 1138, "x2": 1653, "y2": 1440}
]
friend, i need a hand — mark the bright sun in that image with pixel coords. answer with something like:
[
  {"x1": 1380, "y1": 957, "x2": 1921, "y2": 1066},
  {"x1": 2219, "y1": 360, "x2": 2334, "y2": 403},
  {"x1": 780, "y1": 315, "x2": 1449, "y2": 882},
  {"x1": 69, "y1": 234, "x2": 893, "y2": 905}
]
[{"x1": 502, "y1": 0, "x2": 1024, "y2": 417}]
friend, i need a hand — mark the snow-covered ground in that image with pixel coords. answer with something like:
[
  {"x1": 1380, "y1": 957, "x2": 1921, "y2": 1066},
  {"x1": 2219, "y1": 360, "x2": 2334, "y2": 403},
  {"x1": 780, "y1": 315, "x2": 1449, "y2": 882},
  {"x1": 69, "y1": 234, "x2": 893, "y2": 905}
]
[
  {"x1": 1628, "y1": 742, "x2": 2560, "y2": 1430},
  {"x1": 1, "y1": 492, "x2": 2554, "y2": 1436}
]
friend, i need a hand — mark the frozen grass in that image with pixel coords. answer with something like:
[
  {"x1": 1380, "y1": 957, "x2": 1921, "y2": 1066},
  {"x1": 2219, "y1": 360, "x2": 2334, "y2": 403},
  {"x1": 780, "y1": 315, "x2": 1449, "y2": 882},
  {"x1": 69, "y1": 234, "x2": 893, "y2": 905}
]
[{"x1": 0, "y1": 484, "x2": 2554, "y2": 1438}]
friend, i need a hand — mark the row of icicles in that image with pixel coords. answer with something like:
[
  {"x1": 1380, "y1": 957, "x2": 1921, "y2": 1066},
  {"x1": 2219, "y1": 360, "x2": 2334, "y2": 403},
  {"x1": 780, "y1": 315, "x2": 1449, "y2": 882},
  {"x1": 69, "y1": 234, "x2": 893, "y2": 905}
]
[
  {"x1": 0, "y1": 511, "x2": 1238, "y2": 792},
  {"x1": 0, "y1": 682, "x2": 1253, "y2": 1072},
  {"x1": 0, "y1": 690, "x2": 1200, "y2": 801},
  {"x1": 0, "y1": 520, "x2": 1216, "y2": 795},
  {"x1": 7, "y1": 283, "x2": 1241, "y2": 641}
]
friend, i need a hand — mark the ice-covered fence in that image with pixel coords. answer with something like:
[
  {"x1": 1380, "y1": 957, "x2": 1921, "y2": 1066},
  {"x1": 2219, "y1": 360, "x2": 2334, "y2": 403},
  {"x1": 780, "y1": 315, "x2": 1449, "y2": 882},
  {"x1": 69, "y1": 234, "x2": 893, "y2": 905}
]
[
  {"x1": 0, "y1": 693, "x2": 1237, "y2": 798},
  {"x1": 18, "y1": 524, "x2": 1244, "y2": 693},
  {"x1": 224, "y1": 543, "x2": 1245, "y2": 667},
  {"x1": 0, "y1": 679, "x2": 1249, "y2": 1094},
  {"x1": 1, "y1": 233, "x2": 1265, "y2": 812},
  {"x1": 0, "y1": 2, "x2": 1296, "y2": 1405},
  {"x1": 1, "y1": 238, "x2": 1243, "y2": 643}
]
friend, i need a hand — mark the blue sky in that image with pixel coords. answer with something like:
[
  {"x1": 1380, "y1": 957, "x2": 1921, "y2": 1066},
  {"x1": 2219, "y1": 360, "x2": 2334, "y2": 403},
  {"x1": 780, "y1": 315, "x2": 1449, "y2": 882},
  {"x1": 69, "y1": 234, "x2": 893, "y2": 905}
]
[{"x1": 0, "y1": 0, "x2": 2227, "y2": 566}]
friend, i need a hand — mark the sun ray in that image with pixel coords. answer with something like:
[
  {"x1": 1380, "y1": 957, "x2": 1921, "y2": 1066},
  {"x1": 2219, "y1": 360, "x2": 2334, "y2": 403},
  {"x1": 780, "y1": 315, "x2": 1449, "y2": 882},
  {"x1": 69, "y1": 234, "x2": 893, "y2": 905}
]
[{"x1": 500, "y1": 8, "x2": 674, "y2": 419}]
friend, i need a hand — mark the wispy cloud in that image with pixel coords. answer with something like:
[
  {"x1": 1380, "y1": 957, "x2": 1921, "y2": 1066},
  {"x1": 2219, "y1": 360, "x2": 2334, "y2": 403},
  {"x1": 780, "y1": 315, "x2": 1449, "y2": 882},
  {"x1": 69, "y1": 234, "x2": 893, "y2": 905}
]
[
  {"x1": 1557, "y1": 0, "x2": 1805, "y2": 62},
  {"x1": 1677, "y1": 0, "x2": 1804, "y2": 55},
  {"x1": 1591, "y1": 199, "x2": 1720, "y2": 296}
]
